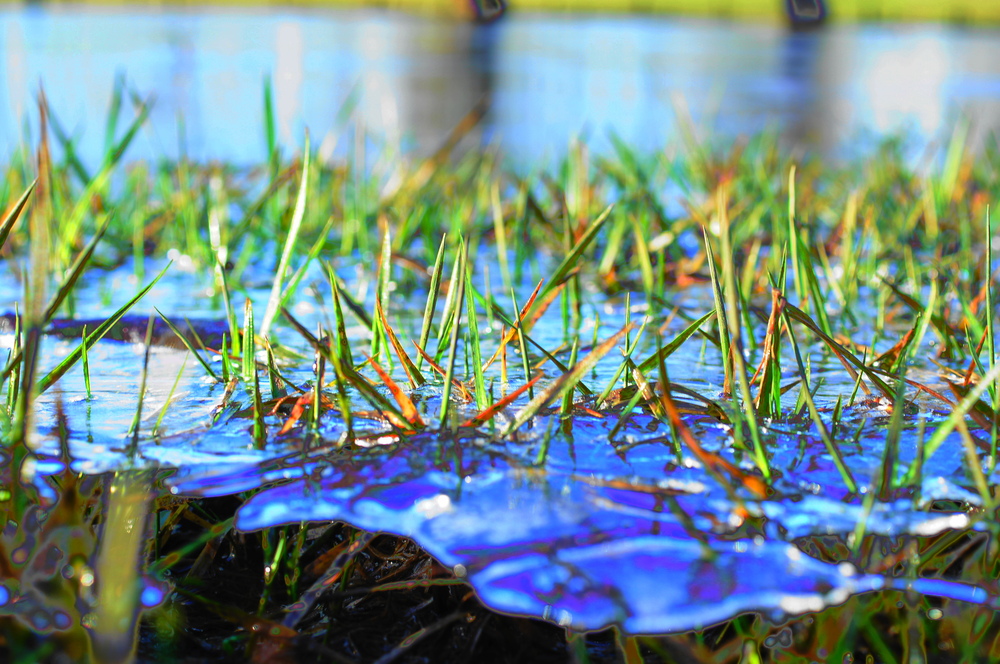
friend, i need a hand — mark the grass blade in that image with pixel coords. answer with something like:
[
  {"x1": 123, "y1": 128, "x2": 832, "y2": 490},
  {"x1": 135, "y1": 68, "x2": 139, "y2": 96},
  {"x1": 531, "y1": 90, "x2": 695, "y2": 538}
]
[
  {"x1": 0, "y1": 179, "x2": 35, "y2": 252},
  {"x1": 411, "y1": 340, "x2": 474, "y2": 403},
  {"x1": 375, "y1": 298, "x2": 425, "y2": 388},
  {"x1": 503, "y1": 323, "x2": 633, "y2": 436},
  {"x1": 44, "y1": 213, "x2": 113, "y2": 323},
  {"x1": 154, "y1": 309, "x2": 220, "y2": 381},
  {"x1": 440, "y1": 241, "x2": 467, "y2": 428},
  {"x1": 482, "y1": 278, "x2": 543, "y2": 372},
  {"x1": 282, "y1": 307, "x2": 411, "y2": 430},
  {"x1": 906, "y1": 359, "x2": 1000, "y2": 482},
  {"x1": 526, "y1": 203, "x2": 614, "y2": 326},
  {"x1": 465, "y1": 260, "x2": 488, "y2": 410},
  {"x1": 366, "y1": 355, "x2": 424, "y2": 428},
  {"x1": 261, "y1": 134, "x2": 311, "y2": 337},
  {"x1": 461, "y1": 373, "x2": 545, "y2": 428},
  {"x1": 635, "y1": 310, "x2": 714, "y2": 375},
  {"x1": 36, "y1": 263, "x2": 171, "y2": 394},
  {"x1": 782, "y1": 299, "x2": 894, "y2": 399},
  {"x1": 415, "y1": 234, "x2": 447, "y2": 372}
]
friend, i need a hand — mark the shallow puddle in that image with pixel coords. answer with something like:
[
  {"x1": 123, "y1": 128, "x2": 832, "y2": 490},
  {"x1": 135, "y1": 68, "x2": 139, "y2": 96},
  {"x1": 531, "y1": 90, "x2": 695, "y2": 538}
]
[{"x1": 6, "y1": 254, "x2": 993, "y2": 634}]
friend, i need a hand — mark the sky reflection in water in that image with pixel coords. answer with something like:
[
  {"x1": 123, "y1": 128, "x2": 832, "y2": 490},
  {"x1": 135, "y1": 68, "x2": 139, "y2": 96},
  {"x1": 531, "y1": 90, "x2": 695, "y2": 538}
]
[{"x1": 3, "y1": 10, "x2": 1000, "y2": 167}]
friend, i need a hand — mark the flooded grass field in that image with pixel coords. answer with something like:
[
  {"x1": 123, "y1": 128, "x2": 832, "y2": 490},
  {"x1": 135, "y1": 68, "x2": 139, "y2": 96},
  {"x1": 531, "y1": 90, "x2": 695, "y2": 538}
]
[
  {"x1": 3, "y1": 8, "x2": 1000, "y2": 664},
  {"x1": 2, "y1": 89, "x2": 1000, "y2": 660}
]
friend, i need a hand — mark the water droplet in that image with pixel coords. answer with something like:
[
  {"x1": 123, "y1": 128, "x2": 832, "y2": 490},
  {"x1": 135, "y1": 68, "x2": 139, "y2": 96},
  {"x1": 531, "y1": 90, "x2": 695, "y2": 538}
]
[
  {"x1": 928, "y1": 608, "x2": 943, "y2": 620},
  {"x1": 140, "y1": 583, "x2": 166, "y2": 608},
  {"x1": 31, "y1": 611, "x2": 50, "y2": 631},
  {"x1": 53, "y1": 611, "x2": 72, "y2": 630}
]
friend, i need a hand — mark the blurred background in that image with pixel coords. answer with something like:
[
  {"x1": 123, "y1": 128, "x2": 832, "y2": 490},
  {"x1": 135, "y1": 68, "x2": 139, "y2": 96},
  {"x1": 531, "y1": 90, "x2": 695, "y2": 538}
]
[{"x1": 2, "y1": 0, "x2": 999, "y2": 169}]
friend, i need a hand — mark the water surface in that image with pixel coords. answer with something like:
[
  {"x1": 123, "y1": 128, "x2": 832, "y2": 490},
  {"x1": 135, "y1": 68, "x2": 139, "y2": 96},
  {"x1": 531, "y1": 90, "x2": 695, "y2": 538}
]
[{"x1": 3, "y1": 8, "x2": 1000, "y2": 166}]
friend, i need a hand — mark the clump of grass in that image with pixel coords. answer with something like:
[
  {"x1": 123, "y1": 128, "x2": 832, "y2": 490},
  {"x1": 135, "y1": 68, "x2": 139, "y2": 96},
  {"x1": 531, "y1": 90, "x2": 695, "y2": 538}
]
[{"x1": 3, "y1": 83, "x2": 1000, "y2": 664}]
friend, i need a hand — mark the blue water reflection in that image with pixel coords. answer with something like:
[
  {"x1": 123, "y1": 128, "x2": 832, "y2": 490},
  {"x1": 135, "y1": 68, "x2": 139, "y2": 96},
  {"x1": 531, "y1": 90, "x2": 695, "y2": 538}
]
[{"x1": 2, "y1": 8, "x2": 1000, "y2": 167}]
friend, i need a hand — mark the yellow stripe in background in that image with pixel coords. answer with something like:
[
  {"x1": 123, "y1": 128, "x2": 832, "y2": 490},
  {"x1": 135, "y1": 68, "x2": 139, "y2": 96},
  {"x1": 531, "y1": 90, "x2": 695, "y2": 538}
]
[{"x1": 17, "y1": 0, "x2": 1000, "y2": 23}]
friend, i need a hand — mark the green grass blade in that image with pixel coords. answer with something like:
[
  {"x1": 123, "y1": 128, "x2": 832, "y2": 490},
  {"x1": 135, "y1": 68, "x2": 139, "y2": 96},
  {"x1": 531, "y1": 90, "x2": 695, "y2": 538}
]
[
  {"x1": 703, "y1": 228, "x2": 733, "y2": 396},
  {"x1": 44, "y1": 213, "x2": 113, "y2": 323},
  {"x1": 324, "y1": 265, "x2": 355, "y2": 361},
  {"x1": 503, "y1": 323, "x2": 633, "y2": 436},
  {"x1": 440, "y1": 242, "x2": 467, "y2": 428},
  {"x1": 376, "y1": 298, "x2": 425, "y2": 388},
  {"x1": 105, "y1": 95, "x2": 152, "y2": 167},
  {"x1": 81, "y1": 324, "x2": 92, "y2": 399},
  {"x1": 242, "y1": 298, "x2": 256, "y2": 383},
  {"x1": 154, "y1": 309, "x2": 220, "y2": 381},
  {"x1": 264, "y1": 76, "x2": 278, "y2": 174},
  {"x1": 127, "y1": 315, "x2": 157, "y2": 449},
  {"x1": 783, "y1": 310, "x2": 858, "y2": 494},
  {"x1": 371, "y1": 226, "x2": 392, "y2": 363},
  {"x1": 908, "y1": 359, "x2": 1000, "y2": 480},
  {"x1": 635, "y1": 310, "x2": 714, "y2": 375},
  {"x1": 282, "y1": 307, "x2": 409, "y2": 429},
  {"x1": 596, "y1": 316, "x2": 648, "y2": 408},
  {"x1": 46, "y1": 104, "x2": 92, "y2": 185},
  {"x1": 36, "y1": 262, "x2": 171, "y2": 394},
  {"x1": 416, "y1": 234, "x2": 447, "y2": 371},
  {"x1": 526, "y1": 203, "x2": 614, "y2": 325},
  {"x1": 787, "y1": 165, "x2": 805, "y2": 305},
  {"x1": 471, "y1": 287, "x2": 587, "y2": 394},
  {"x1": 273, "y1": 215, "x2": 336, "y2": 320},
  {"x1": 261, "y1": 134, "x2": 311, "y2": 337},
  {"x1": 465, "y1": 260, "x2": 488, "y2": 411},
  {"x1": 783, "y1": 300, "x2": 894, "y2": 399}
]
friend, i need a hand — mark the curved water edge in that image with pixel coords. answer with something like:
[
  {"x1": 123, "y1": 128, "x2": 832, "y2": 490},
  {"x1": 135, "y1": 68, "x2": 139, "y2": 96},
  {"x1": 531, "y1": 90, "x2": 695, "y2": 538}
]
[{"x1": 7, "y1": 251, "x2": 995, "y2": 635}]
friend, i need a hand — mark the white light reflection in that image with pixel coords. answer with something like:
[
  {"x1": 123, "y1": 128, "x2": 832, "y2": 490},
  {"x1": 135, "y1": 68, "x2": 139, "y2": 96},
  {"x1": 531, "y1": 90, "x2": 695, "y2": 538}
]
[
  {"x1": 863, "y1": 33, "x2": 948, "y2": 135},
  {"x1": 275, "y1": 20, "x2": 304, "y2": 147},
  {"x1": 2, "y1": 20, "x2": 27, "y2": 149}
]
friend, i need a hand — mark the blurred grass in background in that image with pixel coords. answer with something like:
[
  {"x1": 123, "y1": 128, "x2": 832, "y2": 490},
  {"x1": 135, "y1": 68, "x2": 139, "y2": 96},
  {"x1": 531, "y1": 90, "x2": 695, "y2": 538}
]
[{"x1": 22, "y1": 0, "x2": 997, "y2": 23}]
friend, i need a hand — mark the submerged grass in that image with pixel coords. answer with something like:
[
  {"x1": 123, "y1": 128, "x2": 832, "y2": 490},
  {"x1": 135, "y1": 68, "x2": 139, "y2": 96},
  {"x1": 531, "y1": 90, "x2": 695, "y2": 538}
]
[{"x1": 2, "y1": 85, "x2": 1000, "y2": 662}]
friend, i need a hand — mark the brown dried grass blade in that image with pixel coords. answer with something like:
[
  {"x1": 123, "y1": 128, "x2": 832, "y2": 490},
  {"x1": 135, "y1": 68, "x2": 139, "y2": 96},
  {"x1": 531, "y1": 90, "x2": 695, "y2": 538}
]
[
  {"x1": 366, "y1": 354, "x2": 424, "y2": 428},
  {"x1": 660, "y1": 387, "x2": 768, "y2": 499},
  {"x1": 503, "y1": 323, "x2": 633, "y2": 435},
  {"x1": 461, "y1": 373, "x2": 546, "y2": 427},
  {"x1": 375, "y1": 298, "x2": 425, "y2": 388},
  {"x1": 945, "y1": 381, "x2": 994, "y2": 430},
  {"x1": 482, "y1": 278, "x2": 544, "y2": 372},
  {"x1": 963, "y1": 325, "x2": 989, "y2": 388},
  {"x1": 412, "y1": 339, "x2": 474, "y2": 402},
  {"x1": 782, "y1": 298, "x2": 894, "y2": 399},
  {"x1": 278, "y1": 393, "x2": 311, "y2": 435}
]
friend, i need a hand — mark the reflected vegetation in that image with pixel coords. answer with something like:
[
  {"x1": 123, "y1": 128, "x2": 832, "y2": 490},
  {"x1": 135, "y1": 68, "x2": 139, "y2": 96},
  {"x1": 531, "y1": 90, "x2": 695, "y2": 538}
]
[{"x1": 3, "y1": 9, "x2": 1000, "y2": 166}]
